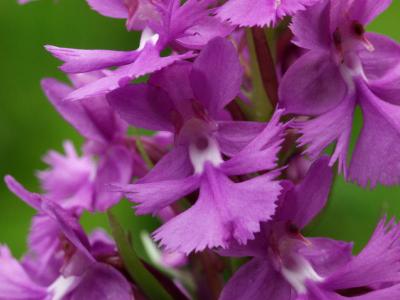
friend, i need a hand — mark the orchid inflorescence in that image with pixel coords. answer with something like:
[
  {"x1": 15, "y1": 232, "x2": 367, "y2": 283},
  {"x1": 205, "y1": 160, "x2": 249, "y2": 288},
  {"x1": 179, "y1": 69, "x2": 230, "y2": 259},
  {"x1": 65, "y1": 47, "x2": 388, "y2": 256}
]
[{"x1": 2, "y1": 0, "x2": 400, "y2": 299}]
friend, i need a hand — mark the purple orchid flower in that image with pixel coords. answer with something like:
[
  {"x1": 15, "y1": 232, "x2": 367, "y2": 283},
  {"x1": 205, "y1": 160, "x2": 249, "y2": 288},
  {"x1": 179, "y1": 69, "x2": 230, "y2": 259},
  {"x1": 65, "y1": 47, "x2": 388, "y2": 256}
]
[
  {"x1": 45, "y1": 0, "x2": 232, "y2": 101},
  {"x1": 41, "y1": 71, "x2": 139, "y2": 211},
  {"x1": 37, "y1": 140, "x2": 133, "y2": 212},
  {"x1": 220, "y1": 156, "x2": 400, "y2": 299},
  {"x1": 107, "y1": 37, "x2": 285, "y2": 254},
  {"x1": 279, "y1": 0, "x2": 400, "y2": 187},
  {"x1": 297, "y1": 216, "x2": 400, "y2": 300},
  {"x1": 217, "y1": 0, "x2": 320, "y2": 27},
  {"x1": 37, "y1": 141, "x2": 96, "y2": 213},
  {"x1": 2, "y1": 176, "x2": 133, "y2": 300}
]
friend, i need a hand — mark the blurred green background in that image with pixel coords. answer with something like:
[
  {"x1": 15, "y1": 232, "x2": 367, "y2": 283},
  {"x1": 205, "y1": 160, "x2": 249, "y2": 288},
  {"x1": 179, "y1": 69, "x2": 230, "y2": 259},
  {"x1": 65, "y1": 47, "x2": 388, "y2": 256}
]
[{"x1": 0, "y1": 0, "x2": 399, "y2": 258}]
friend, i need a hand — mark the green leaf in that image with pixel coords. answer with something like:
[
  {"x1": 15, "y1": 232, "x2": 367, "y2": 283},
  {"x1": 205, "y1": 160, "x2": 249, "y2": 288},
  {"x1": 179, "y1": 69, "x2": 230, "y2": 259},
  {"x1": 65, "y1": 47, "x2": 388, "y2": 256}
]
[{"x1": 107, "y1": 212, "x2": 174, "y2": 300}]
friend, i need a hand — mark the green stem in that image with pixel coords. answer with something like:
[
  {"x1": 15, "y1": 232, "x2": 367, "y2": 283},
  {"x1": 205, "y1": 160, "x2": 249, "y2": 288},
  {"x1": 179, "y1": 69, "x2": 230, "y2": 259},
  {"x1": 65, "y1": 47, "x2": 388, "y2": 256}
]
[
  {"x1": 251, "y1": 27, "x2": 279, "y2": 109},
  {"x1": 107, "y1": 212, "x2": 174, "y2": 300},
  {"x1": 135, "y1": 135, "x2": 154, "y2": 169},
  {"x1": 246, "y1": 29, "x2": 271, "y2": 121}
]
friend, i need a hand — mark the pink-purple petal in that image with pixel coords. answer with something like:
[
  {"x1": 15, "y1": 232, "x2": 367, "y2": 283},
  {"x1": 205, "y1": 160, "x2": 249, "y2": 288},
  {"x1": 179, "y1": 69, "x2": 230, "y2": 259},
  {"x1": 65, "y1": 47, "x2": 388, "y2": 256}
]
[
  {"x1": 85, "y1": 0, "x2": 128, "y2": 19},
  {"x1": 122, "y1": 175, "x2": 200, "y2": 215},
  {"x1": 41, "y1": 78, "x2": 126, "y2": 143},
  {"x1": 369, "y1": 71, "x2": 400, "y2": 106},
  {"x1": 154, "y1": 164, "x2": 281, "y2": 253},
  {"x1": 190, "y1": 37, "x2": 242, "y2": 116},
  {"x1": 4, "y1": 176, "x2": 42, "y2": 210},
  {"x1": 149, "y1": 61, "x2": 195, "y2": 116},
  {"x1": 350, "y1": 284, "x2": 400, "y2": 300},
  {"x1": 24, "y1": 215, "x2": 62, "y2": 285},
  {"x1": 349, "y1": 81, "x2": 400, "y2": 187},
  {"x1": 291, "y1": 0, "x2": 331, "y2": 51},
  {"x1": 279, "y1": 51, "x2": 348, "y2": 116},
  {"x1": 323, "y1": 218, "x2": 400, "y2": 291},
  {"x1": 360, "y1": 33, "x2": 400, "y2": 81},
  {"x1": 295, "y1": 95, "x2": 355, "y2": 176},
  {"x1": 175, "y1": 16, "x2": 233, "y2": 50},
  {"x1": 93, "y1": 146, "x2": 133, "y2": 211},
  {"x1": 45, "y1": 45, "x2": 139, "y2": 73},
  {"x1": 107, "y1": 83, "x2": 175, "y2": 132},
  {"x1": 65, "y1": 46, "x2": 194, "y2": 101},
  {"x1": 217, "y1": 0, "x2": 318, "y2": 27},
  {"x1": 0, "y1": 246, "x2": 47, "y2": 299},
  {"x1": 67, "y1": 263, "x2": 133, "y2": 300},
  {"x1": 221, "y1": 110, "x2": 285, "y2": 175},
  {"x1": 277, "y1": 156, "x2": 333, "y2": 229},
  {"x1": 216, "y1": 121, "x2": 266, "y2": 156},
  {"x1": 42, "y1": 202, "x2": 94, "y2": 264},
  {"x1": 220, "y1": 258, "x2": 293, "y2": 300},
  {"x1": 300, "y1": 238, "x2": 353, "y2": 277},
  {"x1": 217, "y1": 0, "x2": 277, "y2": 27},
  {"x1": 348, "y1": 0, "x2": 393, "y2": 25},
  {"x1": 138, "y1": 146, "x2": 193, "y2": 183}
]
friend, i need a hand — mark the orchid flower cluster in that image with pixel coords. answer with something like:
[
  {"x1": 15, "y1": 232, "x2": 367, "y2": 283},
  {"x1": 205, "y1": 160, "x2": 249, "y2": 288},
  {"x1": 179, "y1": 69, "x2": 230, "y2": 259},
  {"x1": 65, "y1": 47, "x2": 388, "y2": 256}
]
[{"x1": 3, "y1": 0, "x2": 400, "y2": 299}]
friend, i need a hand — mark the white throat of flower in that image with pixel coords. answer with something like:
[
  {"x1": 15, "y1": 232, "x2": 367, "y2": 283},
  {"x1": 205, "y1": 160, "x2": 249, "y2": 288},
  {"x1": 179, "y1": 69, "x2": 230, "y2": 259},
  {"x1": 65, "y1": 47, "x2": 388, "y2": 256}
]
[
  {"x1": 339, "y1": 53, "x2": 368, "y2": 92},
  {"x1": 274, "y1": 0, "x2": 282, "y2": 9},
  {"x1": 189, "y1": 135, "x2": 223, "y2": 174},
  {"x1": 138, "y1": 26, "x2": 159, "y2": 50},
  {"x1": 281, "y1": 255, "x2": 324, "y2": 294},
  {"x1": 48, "y1": 275, "x2": 77, "y2": 300}
]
